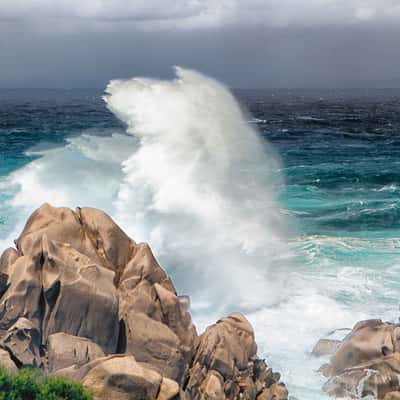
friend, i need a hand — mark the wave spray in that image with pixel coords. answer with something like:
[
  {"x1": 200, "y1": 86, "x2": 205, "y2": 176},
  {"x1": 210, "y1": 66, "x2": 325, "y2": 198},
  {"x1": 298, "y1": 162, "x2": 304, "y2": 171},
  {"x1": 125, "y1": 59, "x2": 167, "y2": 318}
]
[
  {"x1": 4, "y1": 67, "x2": 289, "y2": 320},
  {"x1": 103, "y1": 67, "x2": 289, "y2": 316}
]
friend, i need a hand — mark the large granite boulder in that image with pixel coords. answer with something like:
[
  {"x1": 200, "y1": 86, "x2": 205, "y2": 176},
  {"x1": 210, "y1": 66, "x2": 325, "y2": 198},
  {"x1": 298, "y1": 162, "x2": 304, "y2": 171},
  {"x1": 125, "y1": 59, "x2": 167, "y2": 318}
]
[
  {"x1": 81, "y1": 355, "x2": 165, "y2": 400},
  {"x1": 184, "y1": 313, "x2": 288, "y2": 400},
  {"x1": 0, "y1": 203, "x2": 287, "y2": 400},
  {"x1": 315, "y1": 319, "x2": 400, "y2": 399},
  {"x1": 14, "y1": 204, "x2": 136, "y2": 276}
]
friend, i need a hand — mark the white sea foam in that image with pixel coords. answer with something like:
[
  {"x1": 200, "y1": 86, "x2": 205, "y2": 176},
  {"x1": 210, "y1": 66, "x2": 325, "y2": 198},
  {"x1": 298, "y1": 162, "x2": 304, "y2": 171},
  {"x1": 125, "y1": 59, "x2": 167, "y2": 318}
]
[{"x1": 376, "y1": 183, "x2": 398, "y2": 192}]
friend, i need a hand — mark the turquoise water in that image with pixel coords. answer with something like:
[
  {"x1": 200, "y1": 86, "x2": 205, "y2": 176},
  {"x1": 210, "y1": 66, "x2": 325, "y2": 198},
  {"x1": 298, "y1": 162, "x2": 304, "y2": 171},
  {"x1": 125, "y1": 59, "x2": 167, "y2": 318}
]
[{"x1": 1, "y1": 87, "x2": 400, "y2": 399}]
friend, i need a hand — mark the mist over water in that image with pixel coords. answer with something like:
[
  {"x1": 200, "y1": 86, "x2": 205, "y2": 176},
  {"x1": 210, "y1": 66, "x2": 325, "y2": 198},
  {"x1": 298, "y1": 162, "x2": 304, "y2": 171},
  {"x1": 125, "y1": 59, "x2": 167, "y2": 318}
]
[
  {"x1": 1, "y1": 76, "x2": 400, "y2": 400},
  {"x1": 103, "y1": 67, "x2": 290, "y2": 313},
  {"x1": 1, "y1": 68, "x2": 290, "y2": 317}
]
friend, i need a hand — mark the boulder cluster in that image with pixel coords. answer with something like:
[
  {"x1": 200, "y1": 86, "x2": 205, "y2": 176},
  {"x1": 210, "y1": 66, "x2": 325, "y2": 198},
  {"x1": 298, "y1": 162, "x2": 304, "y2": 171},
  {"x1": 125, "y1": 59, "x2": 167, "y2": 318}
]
[
  {"x1": 0, "y1": 203, "x2": 287, "y2": 400},
  {"x1": 313, "y1": 319, "x2": 400, "y2": 399}
]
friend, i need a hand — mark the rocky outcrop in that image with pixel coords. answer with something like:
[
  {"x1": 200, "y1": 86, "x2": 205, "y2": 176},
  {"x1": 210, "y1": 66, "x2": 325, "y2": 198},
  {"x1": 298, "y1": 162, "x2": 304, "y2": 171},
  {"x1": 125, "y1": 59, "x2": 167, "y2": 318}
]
[
  {"x1": 184, "y1": 313, "x2": 287, "y2": 400},
  {"x1": 0, "y1": 203, "x2": 287, "y2": 400},
  {"x1": 314, "y1": 319, "x2": 400, "y2": 399}
]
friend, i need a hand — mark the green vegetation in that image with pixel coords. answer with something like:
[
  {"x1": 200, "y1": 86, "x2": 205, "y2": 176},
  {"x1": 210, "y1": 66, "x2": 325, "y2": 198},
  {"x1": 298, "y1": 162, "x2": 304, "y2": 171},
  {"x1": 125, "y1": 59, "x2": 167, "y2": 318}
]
[{"x1": 0, "y1": 367, "x2": 92, "y2": 400}]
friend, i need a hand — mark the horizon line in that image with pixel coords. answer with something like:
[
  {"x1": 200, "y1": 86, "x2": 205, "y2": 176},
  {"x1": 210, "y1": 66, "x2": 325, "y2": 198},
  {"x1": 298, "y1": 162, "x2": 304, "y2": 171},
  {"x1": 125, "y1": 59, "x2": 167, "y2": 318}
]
[{"x1": 1, "y1": 86, "x2": 400, "y2": 91}]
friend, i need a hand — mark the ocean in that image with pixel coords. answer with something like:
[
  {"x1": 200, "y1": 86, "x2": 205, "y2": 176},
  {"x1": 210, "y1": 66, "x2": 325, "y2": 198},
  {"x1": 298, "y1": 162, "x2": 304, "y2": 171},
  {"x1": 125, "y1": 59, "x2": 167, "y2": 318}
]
[{"x1": 1, "y1": 71, "x2": 399, "y2": 399}]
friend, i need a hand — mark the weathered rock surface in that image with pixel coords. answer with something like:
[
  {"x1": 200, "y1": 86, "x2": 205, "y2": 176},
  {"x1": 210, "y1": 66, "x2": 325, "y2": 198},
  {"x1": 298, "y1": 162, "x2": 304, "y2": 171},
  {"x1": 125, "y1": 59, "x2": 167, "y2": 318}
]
[
  {"x1": 2, "y1": 317, "x2": 42, "y2": 368},
  {"x1": 316, "y1": 319, "x2": 400, "y2": 399},
  {"x1": 0, "y1": 203, "x2": 287, "y2": 400},
  {"x1": 0, "y1": 348, "x2": 18, "y2": 373},
  {"x1": 184, "y1": 313, "x2": 287, "y2": 400},
  {"x1": 384, "y1": 392, "x2": 400, "y2": 400},
  {"x1": 118, "y1": 242, "x2": 197, "y2": 382},
  {"x1": 311, "y1": 339, "x2": 341, "y2": 357},
  {"x1": 81, "y1": 355, "x2": 164, "y2": 400},
  {"x1": 47, "y1": 333, "x2": 105, "y2": 373}
]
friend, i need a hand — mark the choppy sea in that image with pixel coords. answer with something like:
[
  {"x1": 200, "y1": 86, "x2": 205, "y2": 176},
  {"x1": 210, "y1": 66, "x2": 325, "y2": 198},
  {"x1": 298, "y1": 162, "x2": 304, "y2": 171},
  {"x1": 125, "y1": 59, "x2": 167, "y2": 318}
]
[{"x1": 1, "y1": 81, "x2": 400, "y2": 399}]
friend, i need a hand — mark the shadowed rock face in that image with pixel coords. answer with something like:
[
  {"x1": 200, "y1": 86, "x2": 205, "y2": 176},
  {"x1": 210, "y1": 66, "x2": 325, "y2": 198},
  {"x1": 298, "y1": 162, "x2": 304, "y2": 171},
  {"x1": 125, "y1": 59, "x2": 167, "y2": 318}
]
[
  {"x1": 0, "y1": 203, "x2": 287, "y2": 400},
  {"x1": 314, "y1": 319, "x2": 400, "y2": 399}
]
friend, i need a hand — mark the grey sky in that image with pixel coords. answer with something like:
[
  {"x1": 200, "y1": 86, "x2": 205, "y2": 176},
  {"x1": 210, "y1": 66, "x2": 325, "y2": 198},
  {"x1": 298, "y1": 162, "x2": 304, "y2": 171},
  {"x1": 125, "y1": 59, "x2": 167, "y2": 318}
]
[{"x1": 1, "y1": 0, "x2": 400, "y2": 88}]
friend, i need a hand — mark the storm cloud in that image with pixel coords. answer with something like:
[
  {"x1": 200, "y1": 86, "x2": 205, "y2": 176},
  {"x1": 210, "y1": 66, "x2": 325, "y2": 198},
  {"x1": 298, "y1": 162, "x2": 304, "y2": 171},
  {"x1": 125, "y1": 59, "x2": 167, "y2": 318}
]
[
  {"x1": 1, "y1": 0, "x2": 400, "y2": 88},
  {"x1": 2, "y1": 0, "x2": 400, "y2": 28}
]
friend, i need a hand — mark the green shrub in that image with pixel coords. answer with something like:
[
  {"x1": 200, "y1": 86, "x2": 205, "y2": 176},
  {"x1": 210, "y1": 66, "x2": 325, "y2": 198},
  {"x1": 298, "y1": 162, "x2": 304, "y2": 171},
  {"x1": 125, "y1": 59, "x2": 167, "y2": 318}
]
[
  {"x1": 9, "y1": 368, "x2": 41, "y2": 400},
  {"x1": 0, "y1": 367, "x2": 92, "y2": 400},
  {"x1": 39, "y1": 376, "x2": 92, "y2": 400},
  {"x1": 0, "y1": 367, "x2": 11, "y2": 400}
]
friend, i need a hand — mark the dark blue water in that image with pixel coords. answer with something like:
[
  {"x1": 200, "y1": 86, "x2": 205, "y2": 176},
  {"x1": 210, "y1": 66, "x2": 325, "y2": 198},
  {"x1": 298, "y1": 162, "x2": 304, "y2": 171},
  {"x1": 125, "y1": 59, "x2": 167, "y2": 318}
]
[
  {"x1": 1, "y1": 87, "x2": 400, "y2": 399},
  {"x1": 0, "y1": 89, "x2": 120, "y2": 173},
  {"x1": 239, "y1": 89, "x2": 400, "y2": 234}
]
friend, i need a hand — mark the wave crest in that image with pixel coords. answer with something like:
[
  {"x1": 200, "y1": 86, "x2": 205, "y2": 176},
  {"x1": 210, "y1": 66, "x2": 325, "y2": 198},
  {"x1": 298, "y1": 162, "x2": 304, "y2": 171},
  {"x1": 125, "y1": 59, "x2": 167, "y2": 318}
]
[{"x1": 4, "y1": 67, "x2": 289, "y2": 316}]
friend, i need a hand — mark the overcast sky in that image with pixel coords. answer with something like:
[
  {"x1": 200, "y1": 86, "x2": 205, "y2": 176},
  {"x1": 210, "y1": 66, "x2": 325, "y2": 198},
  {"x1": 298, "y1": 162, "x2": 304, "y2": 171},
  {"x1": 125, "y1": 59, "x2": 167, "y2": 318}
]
[{"x1": 1, "y1": 0, "x2": 400, "y2": 88}]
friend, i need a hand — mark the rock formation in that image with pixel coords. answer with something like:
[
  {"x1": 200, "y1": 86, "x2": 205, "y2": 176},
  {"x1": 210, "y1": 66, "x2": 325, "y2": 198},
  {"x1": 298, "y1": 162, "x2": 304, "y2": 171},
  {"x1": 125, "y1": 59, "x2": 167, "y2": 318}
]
[
  {"x1": 314, "y1": 319, "x2": 400, "y2": 399},
  {"x1": 184, "y1": 313, "x2": 287, "y2": 400},
  {"x1": 0, "y1": 203, "x2": 287, "y2": 400}
]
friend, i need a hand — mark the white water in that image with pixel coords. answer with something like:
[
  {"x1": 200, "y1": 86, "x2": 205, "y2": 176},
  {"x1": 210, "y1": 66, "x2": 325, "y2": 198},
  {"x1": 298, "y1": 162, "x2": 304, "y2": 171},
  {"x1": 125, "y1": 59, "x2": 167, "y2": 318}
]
[
  {"x1": 0, "y1": 68, "x2": 397, "y2": 399},
  {"x1": 3, "y1": 67, "x2": 290, "y2": 314}
]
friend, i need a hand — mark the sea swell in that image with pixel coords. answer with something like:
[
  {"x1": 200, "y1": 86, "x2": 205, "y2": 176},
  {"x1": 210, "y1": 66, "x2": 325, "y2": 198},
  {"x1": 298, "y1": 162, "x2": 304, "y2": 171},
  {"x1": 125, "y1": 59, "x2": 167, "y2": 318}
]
[{"x1": 0, "y1": 75, "x2": 400, "y2": 399}]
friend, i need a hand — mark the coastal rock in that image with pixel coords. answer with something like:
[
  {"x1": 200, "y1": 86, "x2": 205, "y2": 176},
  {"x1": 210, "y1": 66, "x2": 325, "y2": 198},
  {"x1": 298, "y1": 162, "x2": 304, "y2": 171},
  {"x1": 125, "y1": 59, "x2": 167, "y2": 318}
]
[
  {"x1": 15, "y1": 204, "x2": 136, "y2": 276},
  {"x1": 0, "y1": 348, "x2": 18, "y2": 373},
  {"x1": 47, "y1": 333, "x2": 105, "y2": 373},
  {"x1": 330, "y1": 319, "x2": 400, "y2": 376},
  {"x1": 75, "y1": 354, "x2": 179, "y2": 400},
  {"x1": 122, "y1": 312, "x2": 186, "y2": 381},
  {"x1": 2, "y1": 317, "x2": 42, "y2": 368},
  {"x1": 118, "y1": 243, "x2": 197, "y2": 382},
  {"x1": 158, "y1": 377, "x2": 180, "y2": 400},
  {"x1": 0, "y1": 247, "x2": 17, "y2": 296},
  {"x1": 257, "y1": 382, "x2": 289, "y2": 400},
  {"x1": 324, "y1": 353, "x2": 400, "y2": 399},
  {"x1": 184, "y1": 313, "x2": 287, "y2": 400},
  {"x1": 318, "y1": 319, "x2": 400, "y2": 398},
  {"x1": 0, "y1": 253, "x2": 43, "y2": 330},
  {"x1": 0, "y1": 203, "x2": 286, "y2": 400},
  {"x1": 311, "y1": 339, "x2": 341, "y2": 357},
  {"x1": 40, "y1": 237, "x2": 119, "y2": 353},
  {"x1": 384, "y1": 392, "x2": 400, "y2": 400},
  {"x1": 81, "y1": 355, "x2": 163, "y2": 400}
]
